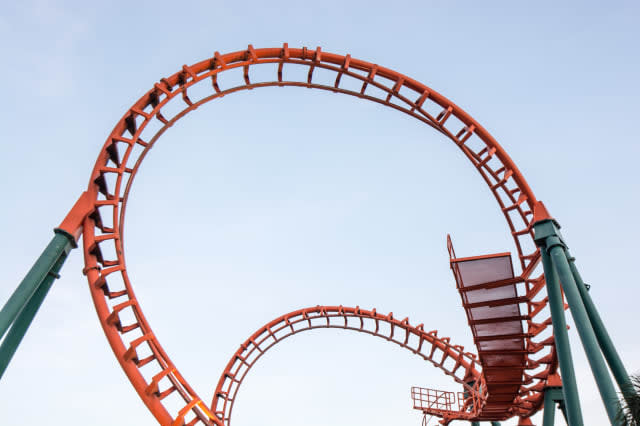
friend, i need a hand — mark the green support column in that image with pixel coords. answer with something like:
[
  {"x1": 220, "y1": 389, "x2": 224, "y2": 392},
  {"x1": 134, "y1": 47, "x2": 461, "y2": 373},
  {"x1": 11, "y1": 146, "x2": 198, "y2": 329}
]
[
  {"x1": 536, "y1": 235, "x2": 583, "y2": 426},
  {"x1": 567, "y1": 253, "x2": 636, "y2": 403},
  {"x1": 0, "y1": 246, "x2": 68, "y2": 378},
  {"x1": 471, "y1": 422, "x2": 480, "y2": 426},
  {"x1": 0, "y1": 229, "x2": 75, "y2": 378},
  {"x1": 0, "y1": 231, "x2": 74, "y2": 338},
  {"x1": 490, "y1": 422, "x2": 501, "y2": 426},
  {"x1": 558, "y1": 401, "x2": 568, "y2": 423},
  {"x1": 543, "y1": 389, "x2": 556, "y2": 426},
  {"x1": 547, "y1": 239, "x2": 621, "y2": 425}
]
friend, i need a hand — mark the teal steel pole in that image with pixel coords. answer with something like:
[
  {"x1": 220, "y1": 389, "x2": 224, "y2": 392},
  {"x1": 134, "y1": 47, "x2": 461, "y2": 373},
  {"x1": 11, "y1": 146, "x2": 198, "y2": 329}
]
[
  {"x1": 566, "y1": 253, "x2": 636, "y2": 402},
  {"x1": 490, "y1": 422, "x2": 501, "y2": 426},
  {"x1": 558, "y1": 402, "x2": 568, "y2": 424},
  {"x1": 471, "y1": 422, "x2": 480, "y2": 426},
  {"x1": 538, "y1": 246, "x2": 584, "y2": 426},
  {"x1": 547, "y1": 239, "x2": 621, "y2": 425},
  {"x1": 543, "y1": 389, "x2": 556, "y2": 426},
  {"x1": 0, "y1": 230, "x2": 75, "y2": 339},
  {"x1": 0, "y1": 243, "x2": 69, "y2": 379},
  {"x1": 0, "y1": 229, "x2": 75, "y2": 378}
]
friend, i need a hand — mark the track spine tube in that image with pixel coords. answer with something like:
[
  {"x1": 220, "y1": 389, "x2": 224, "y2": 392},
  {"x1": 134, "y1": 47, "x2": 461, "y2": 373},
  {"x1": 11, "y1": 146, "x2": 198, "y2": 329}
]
[
  {"x1": 0, "y1": 230, "x2": 75, "y2": 378},
  {"x1": 566, "y1": 253, "x2": 637, "y2": 405},
  {"x1": 534, "y1": 219, "x2": 584, "y2": 426}
]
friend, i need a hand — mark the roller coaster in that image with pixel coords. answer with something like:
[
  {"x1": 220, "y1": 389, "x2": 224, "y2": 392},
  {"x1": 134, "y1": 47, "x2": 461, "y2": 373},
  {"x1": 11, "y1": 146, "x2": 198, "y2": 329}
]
[{"x1": 0, "y1": 45, "x2": 635, "y2": 426}]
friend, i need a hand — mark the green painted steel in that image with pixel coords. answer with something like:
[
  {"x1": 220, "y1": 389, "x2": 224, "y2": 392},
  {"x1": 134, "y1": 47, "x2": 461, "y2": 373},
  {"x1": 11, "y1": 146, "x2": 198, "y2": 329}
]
[
  {"x1": 490, "y1": 422, "x2": 501, "y2": 426},
  {"x1": 535, "y1": 222, "x2": 584, "y2": 426},
  {"x1": 547, "y1": 240, "x2": 621, "y2": 425},
  {"x1": 0, "y1": 230, "x2": 74, "y2": 379},
  {"x1": 543, "y1": 388, "x2": 563, "y2": 426},
  {"x1": 0, "y1": 231, "x2": 74, "y2": 339},
  {"x1": 558, "y1": 401, "x2": 568, "y2": 424},
  {"x1": 471, "y1": 422, "x2": 480, "y2": 426},
  {"x1": 0, "y1": 247, "x2": 68, "y2": 378},
  {"x1": 543, "y1": 391, "x2": 555, "y2": 426},
  {"x1": 567, "y1": 253, "x2": 637, "y2": 404}
]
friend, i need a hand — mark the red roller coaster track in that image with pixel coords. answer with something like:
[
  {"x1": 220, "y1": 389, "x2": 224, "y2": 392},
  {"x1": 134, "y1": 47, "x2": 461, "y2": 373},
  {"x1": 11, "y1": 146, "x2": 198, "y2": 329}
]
[
  {"x1": 71, "y1": 44, "x2": 559, "y2": 425},
  {"x1": 212, "y1": 305, "x2": 485, "y2": 425}
]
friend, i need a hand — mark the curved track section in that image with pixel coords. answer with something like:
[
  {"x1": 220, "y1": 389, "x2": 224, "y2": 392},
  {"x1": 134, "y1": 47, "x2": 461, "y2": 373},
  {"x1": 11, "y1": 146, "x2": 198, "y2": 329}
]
[
  {"x1": 211, "y1": 305, "x2": 485, "y2": 425},
  {"x1": 80, "y1": 45, "x2": 558, "y2": 424}
]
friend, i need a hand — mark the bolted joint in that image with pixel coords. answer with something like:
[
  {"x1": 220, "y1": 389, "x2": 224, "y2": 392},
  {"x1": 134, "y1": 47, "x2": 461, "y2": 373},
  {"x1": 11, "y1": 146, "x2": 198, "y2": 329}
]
[
  {"x1": 545, "y1": 235, "x2": 566, "y2": 252},
  {"x1": 53, "y1": 228, "x2": 78, "y2": 250},
  {"x1": 533, "y1": 218, "x2": 566, "y2": 247},
  {"x1": 56, "y1": 191, "x2": 94, "y2": 245},
  {"x1": 565, "y1": 251, "x2": 591, "y2": 291},
  {"x1": 532, "y1": 200, "x2": 567, "y2": 248}
]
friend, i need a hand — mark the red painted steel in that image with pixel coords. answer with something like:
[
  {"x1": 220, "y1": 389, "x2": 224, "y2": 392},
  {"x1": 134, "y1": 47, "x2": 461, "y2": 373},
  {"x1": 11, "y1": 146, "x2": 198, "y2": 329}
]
[
  {"x1": 411, "y1": 387, "x2": 466, "y2": 413},
  {"x1": 447, "y1": 235, "x2": 555, "y2": 421},
  {"x1": 211, "y1": 306, "x2": 485, "y2": 424},
  {"x1": 76, "y1": 45, "x2": 559, "y2": 425}
]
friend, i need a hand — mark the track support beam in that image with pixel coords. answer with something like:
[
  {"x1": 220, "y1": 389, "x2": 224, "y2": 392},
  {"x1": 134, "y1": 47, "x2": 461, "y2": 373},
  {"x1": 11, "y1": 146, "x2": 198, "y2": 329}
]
[
  {"x1": 542, "y1": 391, "x2": 556, "y2": 426},
  {"x1": 0, "y1": 191, "x2": 92, "y2": 379},
  {"x1": 0, "y1": 229, "x2": 75, "y2": 378},
  {"x1": 542, "y1": 387, "x2": 565, "y2": 426},
  {"x1": 535, "y1": 235, "x2": 583, "y2": 426},
  {"x1": 566, "y1": 254, "x2": 638, "y2": 408},
  {"x1": 534, "y1": 202, "x2": 626, "y2": 425}
]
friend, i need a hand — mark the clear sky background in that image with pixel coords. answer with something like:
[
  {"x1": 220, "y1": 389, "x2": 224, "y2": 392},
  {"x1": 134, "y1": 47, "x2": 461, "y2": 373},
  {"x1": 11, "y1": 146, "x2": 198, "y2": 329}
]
[{"x1": 0, "y1": 1, "x2": 639, "y2": 425}]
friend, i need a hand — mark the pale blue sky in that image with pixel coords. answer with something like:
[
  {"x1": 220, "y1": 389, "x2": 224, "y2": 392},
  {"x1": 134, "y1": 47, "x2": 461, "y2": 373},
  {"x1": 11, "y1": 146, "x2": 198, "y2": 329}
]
[{"x1": 0, "y1": 1, "x2": 639, "y2": 425}]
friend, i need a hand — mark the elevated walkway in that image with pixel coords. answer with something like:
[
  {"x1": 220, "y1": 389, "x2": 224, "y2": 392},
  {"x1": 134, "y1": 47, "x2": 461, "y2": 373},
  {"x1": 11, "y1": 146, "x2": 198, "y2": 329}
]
[
  {"x1": 447, "y1": 235, "x2": 528, "y2": 419},
  {"x1": 411, "y1": 236, "x2": 536, "y2": 424},
  {"x1": 411, "y1": 387, "x2": 465, "y2": 414}
]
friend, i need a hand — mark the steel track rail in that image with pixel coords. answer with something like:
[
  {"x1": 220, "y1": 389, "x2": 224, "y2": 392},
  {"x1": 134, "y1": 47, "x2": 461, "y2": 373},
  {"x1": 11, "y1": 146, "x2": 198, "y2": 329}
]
[
  {"x1": 211, "y1": 305, "x2": 485, "y2": 425},
  {"x1": 79, "y1": 44, "x2": 558, "y2": 424}
]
